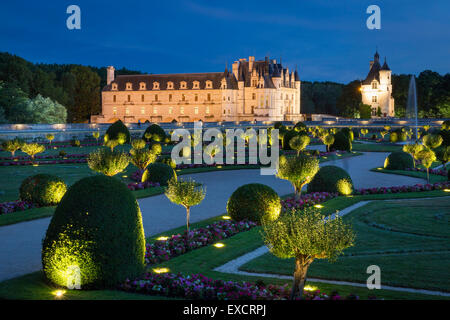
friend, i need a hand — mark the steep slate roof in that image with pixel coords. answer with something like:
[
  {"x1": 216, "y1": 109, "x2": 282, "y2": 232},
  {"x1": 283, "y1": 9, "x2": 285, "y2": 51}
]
[
  {"x1": 363, "y1": 51, "x2": 392, "y2": 85},
  {"x1": 381, "y1": 57, "x2": 391, "y2": 71}
]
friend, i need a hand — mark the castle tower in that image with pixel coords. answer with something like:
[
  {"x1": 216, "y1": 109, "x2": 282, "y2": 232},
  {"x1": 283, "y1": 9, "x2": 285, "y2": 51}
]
[{"x1": 107, "y1": 66, "x2": 115, "y2": 85}]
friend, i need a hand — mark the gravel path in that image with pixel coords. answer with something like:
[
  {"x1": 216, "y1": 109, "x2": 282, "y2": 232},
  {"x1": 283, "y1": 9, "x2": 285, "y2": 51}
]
[{"x1": 0, "y1": 152, "x2": 425, "y2": 282}]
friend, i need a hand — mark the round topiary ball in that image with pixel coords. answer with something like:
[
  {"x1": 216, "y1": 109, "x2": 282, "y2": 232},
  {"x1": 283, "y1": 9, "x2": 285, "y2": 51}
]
[
  {"x1": 42, "y1": 175, "x2": 146, "y2": 289},
  {"x1": 330, "y1": 131, "x2": 352, "y2": 151},
  {"x1": 384, "y1": 151, "x2": 414, "y2": 170},
  {"x1": 143, "y1": 124, "x2": 166, "y2": 142},
  {"x1": 307, "y1": 165, "x2": 354, "y2": 195},
  {"x1": 226, "y1": 183, "x2": 281, "y2": 224},
  {"x1": 19, "y1": 174, "x2": 67, "y2": 206},
  {"x1": 105, "y1": 120, "x2": 131, "y2": 143},
  {"x1": 142, "y1": 162, "x2": 177, "y2": 186}
]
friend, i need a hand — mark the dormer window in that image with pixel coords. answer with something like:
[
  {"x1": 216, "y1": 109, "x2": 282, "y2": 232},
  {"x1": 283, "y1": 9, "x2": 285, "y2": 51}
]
[
  {"x1": 193, "y1": 81, "x2": 200, "y2": 89},
  {"x1": 205, "y1": 80, "x2": 212, "y2": 89},
  {"x1": 126, "y1": 82, "x2": 133, "y2": 90},
  {"x1": 372, "y1": 81, "x2": 378, "y2": 89},
  {"x1": 139, "y1": 82, "x2": 146, "y2": 90},
  {"x1": 153, "y1": 82, "x2": 160, "y2": 90},
  {"x1": 180, "y1": 81, "x2": 187, "y2": 89},
  {"x1": 167, "y1": 81, "x2": 174, "y2": 90},
  {"x1": 221, "y1": 80, "x2": 227, "y2": 89},
  {"x1": 112, "y1": 83, "x2": 118, "y2": 90}
]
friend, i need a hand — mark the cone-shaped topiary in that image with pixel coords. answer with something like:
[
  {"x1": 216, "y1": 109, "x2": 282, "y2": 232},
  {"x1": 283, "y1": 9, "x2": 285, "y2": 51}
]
[
  {"x1": 20, "y1": 174, "x2": 67, "y2": 206},
  {"x1": 105, "y1": 120, "x2": 131, "y2": 143},
  {"x1": 142, "y1": 162, "x2": 177, "y2": 186},
  {"x1": 143, "y1": 124, "x2": 166, "y2": 142},
  {"x1": 384, "y1": 151, "x2": 414, "y2": 170},
  {"x1": 307, "y1": 165, "x2": 354, "y2": 195},
  {"x1": 42, "y1": 175, "x2": 146, "y2": 289},
  {"x1": 227, "y1": 183, "x2": 281, "y2": 224}
]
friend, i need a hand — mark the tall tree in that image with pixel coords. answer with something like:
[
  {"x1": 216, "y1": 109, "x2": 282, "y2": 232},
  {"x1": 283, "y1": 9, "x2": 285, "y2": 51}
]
[{"x1": 70, "y1": 66, "x2": 101, "y2": 122}]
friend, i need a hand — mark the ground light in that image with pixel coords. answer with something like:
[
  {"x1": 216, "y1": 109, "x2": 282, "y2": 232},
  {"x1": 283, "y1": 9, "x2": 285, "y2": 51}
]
[
  {"x1": 314, "y1": 204, "x2": 324, "y2": 209},
  {"x1": 53, "y1": 290, "x2": 66, "y2": 299},
  {"x1": 213, "y1": 243, "x2": 225, "y2": 248},
  {"x1": 303, "y1": 285, "x2": 318, "y2": 292},
  {"x1": 222, "y1": 215, "x2": 231, "y2": 220},
  {"x1": 153, "y1": 268, "x2": 169, "y2": 274},
  {"x1": 444, "y1": 189, "x2": 450, "y2": 192},
  {"x1": 156, "y1": 236, "x2": 169, "y2": 241}
]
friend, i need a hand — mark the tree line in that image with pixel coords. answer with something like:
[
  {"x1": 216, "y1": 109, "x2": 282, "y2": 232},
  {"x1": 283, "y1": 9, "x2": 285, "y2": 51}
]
[{"x1": 0, "y1": 51, "x2": 448, "y2": 123}]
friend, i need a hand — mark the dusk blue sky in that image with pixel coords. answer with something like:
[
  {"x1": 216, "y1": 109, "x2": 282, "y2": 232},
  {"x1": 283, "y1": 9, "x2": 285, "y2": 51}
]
[{"x1": 0, "y1": 0, "x2": 449, "y2": 83}]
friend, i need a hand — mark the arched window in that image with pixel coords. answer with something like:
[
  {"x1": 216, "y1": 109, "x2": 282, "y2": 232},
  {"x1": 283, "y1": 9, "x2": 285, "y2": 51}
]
[
  {"x1": 180, "y1": 81, "x2": 187, "y2": 89},
  {"x1": 206, "y1": 80, "x2": 212, "y2": 89},
  {"x1": 167, "y1": 81, "x2": 174, "y2": 89},
  {"x1": 126, "y1": 82, "x2": 133, "y2": 90},
  {"x1": 372, "y1": 81, "x2": 378, "y2": 89},
  {"x1": 139, "y1": 82, "x2": 146, "y2": 90},
  {"x1": 153, "y1": 82, "x2": 160, "y2": 90},
  {"x1": 112, "y1": 83, "x2": 118, "y2": 90},
  {"x1": 193, "y1": 81, "x2": 200, "y2": 89}
]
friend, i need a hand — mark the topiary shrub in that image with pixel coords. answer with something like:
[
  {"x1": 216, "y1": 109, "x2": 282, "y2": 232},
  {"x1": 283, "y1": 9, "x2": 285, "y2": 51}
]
[
  {"x1": 105, "y1": 120, "x2": 131, "y2": 144},
  {"x1": 227, "y1": 183, "x2": 281, "y2": 224},
  {"x1": 307, "y1": 166, "x2": 354, "y2": 195},
  {"x1": 156, "y1": 155, "x2": 177, "y2": 169},
  {"x1": 384, "y1": 151, "x2": 414, "y2": 170},
  {"x1": 282, "y1": 129, "x2": 300, "y2": 150},
  {"x1": 340, "y1": 128, "x2": 354, "y2": 141},
  {"x1": 294, "y1": 121, "x2": 307, "y2": 132},
  {"x1": 142, "y1": 162, "x2": 176, "y2": 186},
  {"x1": 442, "y1": 120, "x2": 450, "y2": 131},
  {"x1": 143, "y1": 124, "x2": 166, "y2": 142},
  {"x1": 438, "y1": 130, "x2": 450, "y2": 147},
  {"x1": 20, "y1": 174, "x2": 67, "y2": 206},
  {"x1": 42, "y1": 175, "x2": 146, "y2": 289},
  {"x1": 330, "y1": 131, "x2": 352, "y2": 151}
]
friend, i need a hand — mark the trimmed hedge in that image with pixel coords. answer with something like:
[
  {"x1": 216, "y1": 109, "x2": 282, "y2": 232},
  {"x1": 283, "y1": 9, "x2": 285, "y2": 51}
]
[
  {"x1": 155, "y1": 155, "x2": 176, "y2": 169},
  {"x1": 142, "y1": 162, "x2": 176, "y2": 186},
  {"x1": 105, "y1": 120, "x2": 131, "y2": 143},
  {"x1": 19, "y1": 174, "x2": 67, "y2": 206},
  {"x1": 42, "y1": 175, "x2": 146, "y2": 289},
  {"x1": 384, "y1": 151, "x2": 414, "y2": 170},
  {"x1": 307, "y1": 166, "x2": 354, "y2": 195},
  {"x1": 143, "y1": 124, "x2": 166, "y2": 142},
  {"x1": 226, "y1": 183, "x2": 281, "y2": 224},
  {"x1": 330, "y1": 131, "x2": 352, "y2": 151},
  {"x1": 340, "y1": 128, "x2": 354, "y2": 141}
]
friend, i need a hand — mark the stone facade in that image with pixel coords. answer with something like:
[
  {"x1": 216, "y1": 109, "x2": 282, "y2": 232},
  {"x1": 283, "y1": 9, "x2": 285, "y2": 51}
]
[
  {"x1": 361, "y1": 51, "x2": 395, "y2": 117},
  {"x1": 91, "y1": 56, "x2": 302, "y2": 123}
]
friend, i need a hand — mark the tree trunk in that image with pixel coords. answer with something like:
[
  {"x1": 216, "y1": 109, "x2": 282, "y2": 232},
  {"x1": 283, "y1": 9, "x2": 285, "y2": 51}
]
[
  {"x1": 290, "y1": 257, "x2": 310, "y2": 300},
  {"x1": 186, "y1": 206, "x2": 190, "y2": 234},
  {"x1": 426, "y1": 168, "x2": 429, "y2": 183}
]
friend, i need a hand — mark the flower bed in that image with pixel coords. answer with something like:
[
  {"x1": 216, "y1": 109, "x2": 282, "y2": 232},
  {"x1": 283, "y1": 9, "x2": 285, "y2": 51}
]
[
  {"x1": 0, "y1": 158, "x2": 87, "y2": 166},
  {"x1": 120, "y1": 273, "x2": 363, "y2": 300},
  {"x1": 145, "y1": 220, "x2": 257, "y2": 265},
  {"x1": 0, "y1": 200, "x2": 36, "y2": 215},
  {"x1": 406, "y1": 167, "x2": 448, "y2": 177},
  {"x1": 0, "y1": 154, "x2": 88, "y2": 161},
  {"x1": 281, "y1": 192, "x2": 337, "y2": 212},
  {"x1": 127, "y1": 181, "x2": 160, "y2": 191},
  {"x1": 354, "y1": 181, "x2": 450, "y2": 195}
]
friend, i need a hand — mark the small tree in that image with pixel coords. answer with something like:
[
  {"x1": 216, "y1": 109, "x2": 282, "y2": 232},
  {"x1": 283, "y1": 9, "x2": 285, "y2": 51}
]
[
  {"x1": 380, "y1": 130, "x2": 388, "y2": 141},
  {"x1": 130, "y1": 148, "x2": 157, "y2": 173},
  {"x1": 131, "y1": 139, "x2": 146, "y2": 150},
  {"x1": 376, "y1": 107, "x2": 382, "y2": 117},
  {"x1": 360, "y1": 128, "x2": 369, "y2": 138},
  {"x1": 46, "y1": 134, "x2": 55, "y2": 145},
  {"x1": 435, "y1": 146, "x2": 450, "y2": 167},
  {"x1": 165, "y1": 177, "x2": 206, "y2": 234},
  {"x1": 93, "y1": 131, "x2": 100, "y2": 142},
  {"x1": 402, "y1": 143, "x2": 424, "y2": 168},
  {"x1": 105, "y1": 139, "x2": 119, "y2": 152},
  {"x1": 151, "y1": 142, "x2": 162, "y2": 155},
  {"x1": 422, "y1": 134, "x2": 443, "y2": 150},
  {"x1": 1, "y1": 138, "x2": 24, "y2": 157},
  {"x1": 289, "y1": 135, "x2": 310, "y2": 156},
  {"x1": 117, "y1": 132, "x2": 127, "y2": 145},
  {"x1": 261, "y1": 207, "x2": 355, "y2": 299},
  {"x1": 417, "y1": 149, "x2": 436, "y2": 183},
  {"x1": 276, "y1": 154, "x2": 319, "y2": 198},
  {"x1": 21, "y1": 143, "x2": 45, "y2": 161},
  {"x1": 323, "y1": 134, "x2": 335, "y2": 152},
  {"x1": 87, "y1": 148, "x2": 130, "y2": 176},
  {"x1": 423, "y1": 125, "x2": 430, "y2": 132}
]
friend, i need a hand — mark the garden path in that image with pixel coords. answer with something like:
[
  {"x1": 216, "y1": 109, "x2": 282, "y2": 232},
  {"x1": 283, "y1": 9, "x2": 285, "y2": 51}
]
[{"x1": 0, "y1": 152, "x2": 425, "y2": 282}]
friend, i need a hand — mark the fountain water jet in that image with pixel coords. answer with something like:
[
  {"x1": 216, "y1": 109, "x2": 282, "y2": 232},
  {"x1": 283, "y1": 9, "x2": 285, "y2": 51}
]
[{"x1": 406, "y1": 75, "x2": 418, "y2": 141}]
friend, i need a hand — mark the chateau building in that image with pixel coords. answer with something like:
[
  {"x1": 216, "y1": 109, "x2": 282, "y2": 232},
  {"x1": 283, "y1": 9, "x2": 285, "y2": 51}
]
[
  {"x1": 360, "y1": 51, "x2": 395, "y2": 117},
  {"x1": 91, "y1": 56, "x2": 302, "y2": 123}
]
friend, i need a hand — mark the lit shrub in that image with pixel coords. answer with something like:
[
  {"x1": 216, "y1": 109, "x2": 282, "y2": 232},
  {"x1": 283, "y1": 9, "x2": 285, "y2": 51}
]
[
  {"x1": 21, "y1": 143, "x2": 45, "y2": 159},
  {"x1": 226, "y1": 183, "x2": 281, "y2": 224},
  {"x1": 105, "y1": 120, "x2": 130, "y2": 144},
  {"x1": 20, "y1": 174, "x2": 67, "y2": 206},
  {"x1": 143, "y1": 124, "x2": 166, "y2": 142},
  {"x1": 129, "y1": 148, "x2": 156, "y2": 172},
  {"x1": 42, "y1": 175, "x2": 146, "y2": 289},
  {"x1": 307, "y1": 165, "x2": 354, "y2": 195},
  {"x1": 131, "y1": 139, "x2": 146, "y2": 150},
  {"x1": 155, "y1": 155, "x2": 176, "y2": 169},
  {"x1": 70, "y1": 139, "x2": 81, "y2": 147},
  {"x1": 384, "y1": 151, "x2": 414, "y2": 170},
  {"x1": 87, "y1": 148, "x2": 130, "y2": 176},
  {"x1": 277, "y1": 154, "x2": 320, "y2": 197},
  {"x1": 329, "y1": 131, "x2": 352, "y2": 151},
  {"x1": 142, "y1": 162, "x2": 176, "y2": 186},
  {"x1": 1, "y1": 138, "x2": 24, "y2": 156}
]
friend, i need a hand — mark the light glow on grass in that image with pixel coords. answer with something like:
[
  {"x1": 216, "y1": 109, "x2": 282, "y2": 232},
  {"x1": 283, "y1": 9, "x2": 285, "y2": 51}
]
[
  {"x1": 222, "y1": 215, "x2": 231, "y2": 220},
  {"x1": 303, "y1": 285, "x2": 318, "y2": 292},
  {"x1": 213, "y1": 243, "x2": 225, "y2": 248},
  {"x1": 153, "y1": 268, "x2": 169, "y2": 274},
  {"x1": 314, "y1": 204, "x2": 324, "y2": 209},
  {"x1": 53, "y1": 290, "x2": 66, "y2": 299},
  {"x1": 444, "y1": 189, "x2": 450, "y2": 192},
  {"x1": 156, "y1": 236, "x2": 169, "y2": 241}
]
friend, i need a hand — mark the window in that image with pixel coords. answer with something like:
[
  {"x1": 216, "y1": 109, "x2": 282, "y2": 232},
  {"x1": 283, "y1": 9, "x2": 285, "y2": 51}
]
[
  {"x1": 182, "y1": 94, "x2": 186, "y2": 101},
  {"x1": 193, "y1": 81, "x2": 199, "y2": 89},
  {"x1": 169, "y1": 94, "x2": 172, "y2": 102},
  {"x1": 140, "y1": 82, "x2": 146, "y2": 90},
  {"x1": 228, "y1": 96, "x2": 230, "y2": 101},
  {"x1": 141, "y1": 95, "x2": 144, "y2": 102},
  {"x1": 207, "y1": 93, "x2": 211, "y2": 101},
  {"x1": 113, "y1": 95, "x2": 116, "y2": 102},
  {"x1": 113, "y1": 107, "x2": 117, "y2": 115},
  {"x1": 125, "y1": 107, "x2": 129, "y2": 115},
  {"x1": 206, "y1": 81, "x2": 212, "y2": 88},
  {"x1": 141, "y1": 107, "x2": 145, "y2": 114},
  {"x1": 168, "y1": 106, "x2": 173, "y2": 114},
  {"x1": 372, "y1": 96, "x2": 377, "y2": 102},
  {"x1": 372, "y1": 81, "x2": 378, "y2": 89},
  {"x1": 180, "y1": 106, "x2": 184, "y2": 114},
  {"x1": 155, "y1": 94, "x2": 158, "y2": 102},
  {"x1": 153, "y1": 107, "x2": 157, "y2": 114},
  {"x1": 126, "y1": 82, "x2": 132, "y2": 90},
  {"x1": 128, "y1": 95, "x2": 131, "y2": 102},
  {"x1": 252, "y1": 93, "x2": 256, "y2": 100},
  {"x1": 195, "y1": 94, "x2": 198, "y2": 102},
  {"x1": 112, "y1": 83, "x2": 118, "y2": 90},
  {"x1": 153, "y1": 82, "x2": 160, "y2": 90},
  {"x1": 180, "y1": 81, "x2": 187, "y2": 89},
  {"x1": 194, "y1": 107, "x2": 199, "y2": 114},
  {"x1": 167, "y1": 82, "x2": 174, "y2": 90},
  {"x1": 206, "y1": 106, "x2": 210, "y2": 114}
]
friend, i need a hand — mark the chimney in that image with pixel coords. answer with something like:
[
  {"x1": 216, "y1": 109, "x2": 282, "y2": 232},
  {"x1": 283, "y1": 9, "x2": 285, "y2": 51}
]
[
  {"x1": 107, "y1": 66, "x2": 115, "y2": 85},
  {"x1": 248, "y1": 56, "x2": 255, "y2": 72},
  {"x1": 232, "y1": 61, "x2": 239, "y2": 79}
]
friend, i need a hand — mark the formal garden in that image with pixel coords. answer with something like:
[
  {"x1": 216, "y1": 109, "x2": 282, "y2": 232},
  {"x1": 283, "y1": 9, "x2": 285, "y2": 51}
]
[{"x1": 0, "y1": 119, "x2": 449, "y2": 300}]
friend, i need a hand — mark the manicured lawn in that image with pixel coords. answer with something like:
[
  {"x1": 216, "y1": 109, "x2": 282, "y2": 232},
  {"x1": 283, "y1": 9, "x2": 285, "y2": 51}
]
[
  {"x1": 240, "y1": 197, "x2": 450, "y2": 293},
  {"x1": 0, "y1": 207, "x2": 55, "y2": 227},
  {"x1": 370, "y1": 167, "x2": 447, "y2": 184},
  {"x1": 352, "y1": 143, "x2": 402, "y2": 153}
]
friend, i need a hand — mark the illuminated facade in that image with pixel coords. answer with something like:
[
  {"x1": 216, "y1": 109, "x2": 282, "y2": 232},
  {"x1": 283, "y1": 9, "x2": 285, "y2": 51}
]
[
  {"x1": 91, "y1": 56, "x2": 302, "y2": 123},
  {"x1": 361, "y1": 51, "x2": 395, "y2": 117}
]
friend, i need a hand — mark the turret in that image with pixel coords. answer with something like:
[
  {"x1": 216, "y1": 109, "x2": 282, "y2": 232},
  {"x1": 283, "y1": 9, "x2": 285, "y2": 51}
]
[{"x1": 107, "y1": 66, "x2": 115, "y2": 85}]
